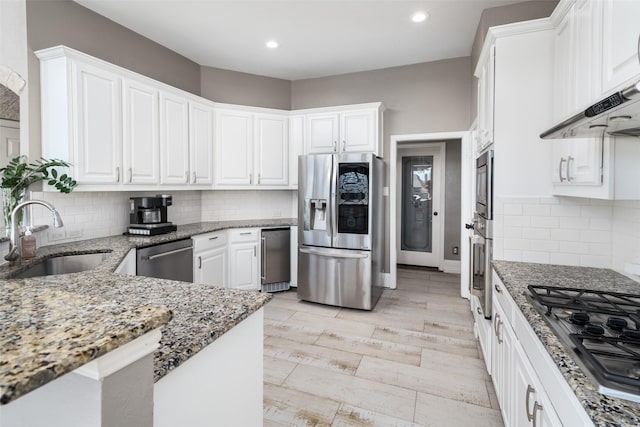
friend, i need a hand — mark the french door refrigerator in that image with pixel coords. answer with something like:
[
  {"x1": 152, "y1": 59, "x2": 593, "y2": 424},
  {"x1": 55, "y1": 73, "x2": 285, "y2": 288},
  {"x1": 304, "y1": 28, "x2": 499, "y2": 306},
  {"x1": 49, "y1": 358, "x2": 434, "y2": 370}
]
[{"x1": 298, "y1": 152, "x2": 384, "y2": 310}]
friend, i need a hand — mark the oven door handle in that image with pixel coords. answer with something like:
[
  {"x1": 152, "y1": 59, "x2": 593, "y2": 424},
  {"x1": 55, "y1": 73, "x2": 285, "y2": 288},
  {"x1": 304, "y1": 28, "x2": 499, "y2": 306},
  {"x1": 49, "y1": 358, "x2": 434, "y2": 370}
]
[{"x1": 469, "y1": 234, "x2": 484, "y2": 293}]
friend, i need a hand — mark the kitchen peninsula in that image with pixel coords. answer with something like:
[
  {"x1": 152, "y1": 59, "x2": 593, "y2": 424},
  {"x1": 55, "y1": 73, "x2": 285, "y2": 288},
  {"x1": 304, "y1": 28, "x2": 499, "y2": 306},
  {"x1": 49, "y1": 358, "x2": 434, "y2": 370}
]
[{"x1": 0, "y1": 219, "x2": 291, "y2": 427}]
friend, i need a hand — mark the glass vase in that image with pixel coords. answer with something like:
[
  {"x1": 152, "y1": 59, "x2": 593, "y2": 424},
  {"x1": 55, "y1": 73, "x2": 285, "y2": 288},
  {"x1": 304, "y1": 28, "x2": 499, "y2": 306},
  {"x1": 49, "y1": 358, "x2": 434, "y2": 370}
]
[{"x1": 2, "y1": 187, "x2": 26, "y2": 237}]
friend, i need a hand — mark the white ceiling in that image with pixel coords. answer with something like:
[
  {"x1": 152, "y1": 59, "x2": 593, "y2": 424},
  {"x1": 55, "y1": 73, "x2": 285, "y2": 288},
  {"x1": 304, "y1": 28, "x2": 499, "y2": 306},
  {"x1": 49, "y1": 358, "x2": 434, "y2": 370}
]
[{"x1": 74, "y1": 0, "x2": 528, "y2": 81}]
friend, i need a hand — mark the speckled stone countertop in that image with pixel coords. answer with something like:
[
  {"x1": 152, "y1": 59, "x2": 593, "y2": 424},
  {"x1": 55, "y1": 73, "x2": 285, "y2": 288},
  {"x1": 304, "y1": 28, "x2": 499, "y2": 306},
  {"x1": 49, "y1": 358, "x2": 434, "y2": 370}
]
[
  {"x1": 492, "y1": 260, "x2": 640, "y2": 427},
  {"x1": 0, "y1": 219, "x2": 292, "y2": 405}
]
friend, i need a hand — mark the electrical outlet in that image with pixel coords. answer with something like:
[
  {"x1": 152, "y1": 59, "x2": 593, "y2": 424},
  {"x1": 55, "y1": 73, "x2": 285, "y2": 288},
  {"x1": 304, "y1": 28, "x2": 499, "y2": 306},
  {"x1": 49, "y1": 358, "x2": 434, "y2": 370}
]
[{"x1": 452, "y1": 246, "x2": 459, "y2": 255}]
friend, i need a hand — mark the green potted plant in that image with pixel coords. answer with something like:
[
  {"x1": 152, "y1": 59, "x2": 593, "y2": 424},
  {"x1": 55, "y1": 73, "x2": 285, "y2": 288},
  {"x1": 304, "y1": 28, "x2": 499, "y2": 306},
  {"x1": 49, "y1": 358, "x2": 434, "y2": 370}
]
[{"x1": 0, "y1": 156, "x2": 77, "y2": 235}]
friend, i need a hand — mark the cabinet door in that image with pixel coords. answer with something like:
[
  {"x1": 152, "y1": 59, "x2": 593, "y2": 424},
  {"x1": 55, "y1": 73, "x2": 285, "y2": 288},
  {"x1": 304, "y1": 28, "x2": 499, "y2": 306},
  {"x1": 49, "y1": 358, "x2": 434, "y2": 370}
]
[
  {"x1": 255, "y1": 113, "x2": 288, "y2": 186},
  {"x1": 574, "y1": 0, "x2": 602, "y2": 109},
  {"x1": 565, "y1": 138, "x2": 602, "y2": 185},
  {"x1": 305, "y1": 113, "x2": 339, "y2": 153},
  {"x1": 340, "y1": 109, "x2": 376, "y2": 153},
  {"x1": 288, "y1": 115, "x2": 305, "y2": 188},
  {"x1": 553, "y1": 7, "x2": 575, "y2": 121},
  {"x1": 513, "y1": 342, "x2": 562, "y2": 427},
  {"x1": 122, "y1": 79, "x2": 159, "y2": 185},
  {"x1": 229, "y1": 242, "x2": 259, "y2": 290},
  {"x1": 477, "y1": 45, "x2": 495, "y2": 150},
  {"x1": 601, "y1": 0, "x2": 640, "y2": 94},
  {"x1": 72, "y1": 60, "x2": 122, "y2": 184},
  {"x1": 160, "y1": 92, "x2": 190, "y2": 185},
  {"x1": 491, "y1": 298, "x2": 514, "y2": 427},
  {"x1": 189, "y1": 100, "x2": 214, "y2": 185},
  {"x1": 194, "y1": 246, "x2": 227, "y2": 287},
  {"x1": 215, "y1": 109, "x2": 253, "y2": 185}
]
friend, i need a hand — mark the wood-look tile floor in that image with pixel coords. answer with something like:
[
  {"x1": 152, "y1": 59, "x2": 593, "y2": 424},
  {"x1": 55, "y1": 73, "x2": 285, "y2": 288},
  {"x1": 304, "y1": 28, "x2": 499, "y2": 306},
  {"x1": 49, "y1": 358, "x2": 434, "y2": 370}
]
[{"x1": 263, "y1": 266, "x2": 504, "y2": 426}]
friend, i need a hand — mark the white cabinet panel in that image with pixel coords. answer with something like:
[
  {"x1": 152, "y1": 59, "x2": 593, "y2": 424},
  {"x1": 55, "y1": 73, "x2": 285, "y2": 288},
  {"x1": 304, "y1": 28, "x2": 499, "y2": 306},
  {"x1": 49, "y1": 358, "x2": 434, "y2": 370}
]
[
  {"x1": 194, "y1": 246, "x2": 227, "y2": 287},
  {"x1": 189, "y1": 100, "x2": 214, "y2": 185},
  {"x1": 123, "y1": 79, "x2": 159, "y2": 185},
  {"x1": 601, "y1": 0, "x2": 640, "y2": 94},
  {"x1": 476, "y1": 44, "x2": 495, "y2": 152},
  {"x1": 288, "y1": 115, "x2": 304, "y2": 189},
  {"x1": 491, "y1": 297, "x2": 514, "y2": 426},
  {"x1": 215, "y1": 109, "x2": 253, "y2": 185},
  {"x1": 160, "y1": 92, "x2": 190, "y2": 185},
  {"x1": 305, "y1": 113, "x2": 339, "y2": 153},
  {"x1": 255, "y1": 113, "x2": 288, "y2": 186},
  {"x1": 72, "y1": 60, "x2": 122, "y2": 184},
  {"x1": 229, "y1": 228, "x2": 259, "y2": 291},
  {"x1": 340, "y1": 109, "x2": 376, "y2": 153}
]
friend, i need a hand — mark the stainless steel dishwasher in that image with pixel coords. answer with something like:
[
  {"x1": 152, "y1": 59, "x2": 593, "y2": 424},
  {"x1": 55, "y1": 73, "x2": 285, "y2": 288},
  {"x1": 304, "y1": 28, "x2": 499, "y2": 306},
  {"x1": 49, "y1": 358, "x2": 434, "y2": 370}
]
[
  {"x1": 137, "y1": 238, "x2": 193, "y2": 282},
  {"x1": 261, "y1": 228, "x2": 290, "y2": 292}
]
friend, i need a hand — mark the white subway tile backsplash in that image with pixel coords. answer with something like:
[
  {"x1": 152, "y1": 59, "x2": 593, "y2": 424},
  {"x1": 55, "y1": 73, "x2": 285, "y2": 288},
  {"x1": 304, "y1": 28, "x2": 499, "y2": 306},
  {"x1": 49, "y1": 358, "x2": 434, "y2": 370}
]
[
  {"x1": 502, "y1": 250, "x2": 523, "y2": 262},
  {"x1": 550, "y1": 204, "x2": 581, "y2": 217},
  {"x1": 549, "y1": 229, "x2": 580, "y2": 242},
  {"x1": 522, "y1": 251, "x2": 550, "y2": 264},
  {"x1": 529, "y1": 239, "x2": 559, "y2": 252},
  {"x1": 523, "y1": 204, "x2": 551, "y2": 217},
  {"x1": 579, "y1": 255, "x2": 610, "y2": 268},
  {"x1": 581, "y1": 205, "x2": 613, "y2": 219},
  {"x1": 530, "y1": 215, "x2": 559, "y2": 229},
  {"x1": 521, "y1": 227, "x2": 550, "y2": 240},
  {"x1": 580, "y1": 229, "x2": 611, "y2": 244},
  {"x1": 559, "y1": 216, "x2": 590, "y2": 230},
  {"x1": 503, "y1": 215, "x2": 531, "y2": 228},
  {"x1": 549, "y1": 252, "x2": 581, "y2": 266},
  {"x1": 503, "y1": 238, "x2": 530, "y2": 251},
  {"x1": 558, "y1": 241, "x2": 590, "y2": 255},
  {"x1": 503, "y1": 203, "x2": 523, "y2": 215}
]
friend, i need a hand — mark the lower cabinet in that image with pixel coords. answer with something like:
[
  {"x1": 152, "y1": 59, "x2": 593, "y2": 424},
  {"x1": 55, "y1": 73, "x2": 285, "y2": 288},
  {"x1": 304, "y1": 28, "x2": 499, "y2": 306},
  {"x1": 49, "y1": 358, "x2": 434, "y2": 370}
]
[
  {"x1": 193, "y1": 230, "x2": 228, "y2": 287},
  {"x1": 229, "y1": 228, "x2": 260, "y2": 291},
  {"x1": 193, "y1": 228, "x2": 260, "y2": 291},
  {"x1": 489, "y1": 273, "x2": 564, "y2": 427}
]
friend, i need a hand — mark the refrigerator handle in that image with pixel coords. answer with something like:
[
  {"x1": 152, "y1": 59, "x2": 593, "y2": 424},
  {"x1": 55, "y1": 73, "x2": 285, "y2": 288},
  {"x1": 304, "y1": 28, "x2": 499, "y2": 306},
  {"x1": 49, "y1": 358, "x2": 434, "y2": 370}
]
[
  {"x1": 261, "y1": 236, "x2": 266, "y2": 280},
  {"x1": 330, "y1": 156, "x2": 338, "y2": 239}
]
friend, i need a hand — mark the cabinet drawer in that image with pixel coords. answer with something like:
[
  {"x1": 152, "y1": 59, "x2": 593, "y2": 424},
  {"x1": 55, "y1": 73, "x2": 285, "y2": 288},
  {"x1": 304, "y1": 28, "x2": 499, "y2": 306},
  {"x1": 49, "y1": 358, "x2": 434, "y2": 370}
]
[
  {"x1": 229, "y1": 228, "x2": 259, "y2": 243},
  {"x1": 192, "y1": 230, "x2": 228, "y2": 252},
  {"x1": 492, "y1": 272, "x2": 515, "y2": 326}
]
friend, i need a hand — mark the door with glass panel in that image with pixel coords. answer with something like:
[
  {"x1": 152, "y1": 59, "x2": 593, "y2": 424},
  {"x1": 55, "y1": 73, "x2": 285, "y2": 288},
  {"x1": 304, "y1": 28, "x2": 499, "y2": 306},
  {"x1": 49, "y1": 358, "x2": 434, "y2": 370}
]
[{"x1": 397, "y1": 145, "x2": 443, "y2": 267}]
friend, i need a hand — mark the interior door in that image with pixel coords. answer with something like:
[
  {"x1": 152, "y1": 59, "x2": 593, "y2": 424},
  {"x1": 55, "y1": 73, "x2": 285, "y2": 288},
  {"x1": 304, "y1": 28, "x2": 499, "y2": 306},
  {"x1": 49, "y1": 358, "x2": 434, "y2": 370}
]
[{"x1": 396, "y1": 145, "x2": 443, "y2": 267}]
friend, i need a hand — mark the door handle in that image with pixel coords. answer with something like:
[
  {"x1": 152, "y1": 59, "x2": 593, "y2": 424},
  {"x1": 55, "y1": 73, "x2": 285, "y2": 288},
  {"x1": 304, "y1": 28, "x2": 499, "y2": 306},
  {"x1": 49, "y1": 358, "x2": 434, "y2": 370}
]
[
  {"x1": 433, "y1": 212, "x2": 438, "y2": 216},
  {"x1": 299, "y1": 247, "x2": 368, "y2": 259},
  {"x1": 494, "y1": 283, "x2": 502, "y2": 293},
  {"x1": 144, "y1": 246, "x2": 191, "y2": 261}
]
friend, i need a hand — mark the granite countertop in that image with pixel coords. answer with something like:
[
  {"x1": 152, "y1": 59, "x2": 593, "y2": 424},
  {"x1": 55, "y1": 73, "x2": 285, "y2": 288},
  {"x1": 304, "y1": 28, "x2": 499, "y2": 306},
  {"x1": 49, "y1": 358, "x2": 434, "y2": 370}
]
[
  {"x1": 492, "y1": 260, "x2": 640, "y2": 427},
  {"x1": 0, "y1": 219, "x2": 293, "y2": 405}
]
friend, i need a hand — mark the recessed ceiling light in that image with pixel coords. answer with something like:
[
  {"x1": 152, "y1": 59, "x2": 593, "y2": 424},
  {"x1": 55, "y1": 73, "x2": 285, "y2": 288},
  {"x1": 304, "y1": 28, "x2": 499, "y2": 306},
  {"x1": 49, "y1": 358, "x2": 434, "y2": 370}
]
[
  {"x1": 265, "y1": 40, "x2": 279, "y2": 49},
  {"x1": 411, "y1": 11, "x2": 428, "y2": 23}
]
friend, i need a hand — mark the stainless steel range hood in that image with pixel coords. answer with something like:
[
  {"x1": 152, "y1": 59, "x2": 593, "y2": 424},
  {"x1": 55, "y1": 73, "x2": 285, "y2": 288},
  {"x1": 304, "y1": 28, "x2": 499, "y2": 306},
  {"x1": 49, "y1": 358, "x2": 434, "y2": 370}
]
[{"x1": 540, "y1": 79, "x2": 640, "y2": 139}]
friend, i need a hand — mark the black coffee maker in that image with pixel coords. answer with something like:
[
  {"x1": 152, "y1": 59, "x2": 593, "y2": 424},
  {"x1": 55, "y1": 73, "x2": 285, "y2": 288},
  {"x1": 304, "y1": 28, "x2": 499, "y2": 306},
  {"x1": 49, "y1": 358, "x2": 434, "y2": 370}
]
[{"x1": 127, "y1": 194, "x2": 177, "y2": 236}]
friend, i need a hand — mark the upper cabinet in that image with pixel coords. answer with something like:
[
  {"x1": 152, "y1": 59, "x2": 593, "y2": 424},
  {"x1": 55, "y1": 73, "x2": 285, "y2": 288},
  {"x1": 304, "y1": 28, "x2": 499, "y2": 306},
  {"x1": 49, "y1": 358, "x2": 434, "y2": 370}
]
[
  {"x1": 214, "y1": 106, "x2": 289, "y2": 189},
  {"x1": 548, "y1": 0, "x2": 640, "y2": 200},
  {"x1": 476, "y1": 44, "x2": 495, "y2": 154},
  {"x1": 601, "y1": 0, "x2": 640, "y2": 94},
  {"x1": 37, "y1": 45, "x2": 213, "y2": 191},
  {"x1": 303, "y1": 103, "x2": 383, "y2": 156}
]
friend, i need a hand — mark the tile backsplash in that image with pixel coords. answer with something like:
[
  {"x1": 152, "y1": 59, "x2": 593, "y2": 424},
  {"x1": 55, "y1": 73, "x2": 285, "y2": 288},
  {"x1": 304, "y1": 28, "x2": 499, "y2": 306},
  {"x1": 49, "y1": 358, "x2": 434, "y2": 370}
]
[
  {"x1": 494, "y1": 196, "x2": 640, "y2": 274},
  {"x1": 200, "y1": 190, "x2": 296, "y2": 221}
]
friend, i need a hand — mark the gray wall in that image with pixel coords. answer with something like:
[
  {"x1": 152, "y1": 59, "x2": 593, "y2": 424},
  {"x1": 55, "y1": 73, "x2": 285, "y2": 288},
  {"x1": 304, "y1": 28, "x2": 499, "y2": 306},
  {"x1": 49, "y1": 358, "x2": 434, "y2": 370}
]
[
  {"x1": 470, "y1": 0, "x2": 558, "y2": 120},
  {"x1": 200, "y1": 66, "x2": 291, "y2": 110},
  {"x1": 26, "y1": 0, "x2": 201, "y2": 158},
  {"x1": 292, "y1": 58, "x2": 470, "y2": 269}
]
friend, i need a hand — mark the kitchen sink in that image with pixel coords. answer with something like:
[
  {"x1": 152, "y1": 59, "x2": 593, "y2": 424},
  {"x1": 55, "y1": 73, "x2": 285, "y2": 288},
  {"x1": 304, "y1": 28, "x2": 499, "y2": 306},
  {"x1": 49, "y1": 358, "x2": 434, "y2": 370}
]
[{"x1": 12, "y1": 252, "x2": 111, "y2": 279}]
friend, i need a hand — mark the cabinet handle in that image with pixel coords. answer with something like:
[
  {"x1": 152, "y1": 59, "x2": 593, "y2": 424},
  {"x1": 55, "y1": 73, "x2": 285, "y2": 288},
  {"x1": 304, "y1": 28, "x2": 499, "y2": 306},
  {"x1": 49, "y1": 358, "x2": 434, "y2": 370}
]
[
  {"x1": 250, "y1": 173, "x2": 253, "y2": 184},
  {"x1": 240, "y1": 232, "x2": 252, "y2": 235},
  {"x1": 185, "y1": 171, "x2": 189, "y2": 183},
  {"x1": 559, "y1": 157, "x2": 566, "y2": 182},
  {"x1": 261, "y1": 236, "x2": 266, "y2": 280},
  {"x1": 342, "y1": 140, "x2": 345, "y2": 152},
  {"x1": 192, "y1": 172, "x2": 197, "y2": 184},
  {"x1": 128, "y1": 168, "x2": 133, "y2": 183},
  {"x1": 476, "y1": 307, "x2": 482, "y2": 315},
  {"x1": 494, "y1": 283, "x2": 502, "y2": 293},
  {"x1": 258, "y1": 173, "x2": 261, "y2": 184},
  {"x1": 525, "y1": 384, "x2": 535, "y2": 421},
  {"x1": 567, "y1": 155, "x2": 574, "y2": 182},
  {"x1": 254, "y1": 245, "x2": 256, "y2": 257},
  {"x1": 333, "y1": 141, "x2": 337, "y2": 152},
  {"x1": 197, "y1": 256, "x2": 202, "y2": 269},
  {"x1": 209, "y1": 236, "x2": 218, "y2": 240},
  {"x1": 532, "y1": 402, "x2": 543, "y2": 427},
  {"x1": 116, "y1": 166, "x2": 120, "y2": 183},
  {"x1": 637, "y1": 33, "x2": 640, "y2": 65},
  {"x1": 494, "y1": 313, "x2": 500, "y2": 337}
]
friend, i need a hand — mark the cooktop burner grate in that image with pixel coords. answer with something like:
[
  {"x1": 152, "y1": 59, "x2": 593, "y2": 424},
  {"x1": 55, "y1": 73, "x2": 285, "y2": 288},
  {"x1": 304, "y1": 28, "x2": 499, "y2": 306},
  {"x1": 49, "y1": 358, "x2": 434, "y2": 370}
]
[{"x1": 528, "y1": 285, "x2": 640, "y2": 317}]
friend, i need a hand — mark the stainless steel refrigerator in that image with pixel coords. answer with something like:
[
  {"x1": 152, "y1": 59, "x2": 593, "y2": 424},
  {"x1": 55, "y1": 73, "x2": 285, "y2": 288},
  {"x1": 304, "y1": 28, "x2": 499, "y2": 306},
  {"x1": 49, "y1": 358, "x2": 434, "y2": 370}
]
[{"x1": 298, "y1": 152, "x2": 385, "y2": 310}]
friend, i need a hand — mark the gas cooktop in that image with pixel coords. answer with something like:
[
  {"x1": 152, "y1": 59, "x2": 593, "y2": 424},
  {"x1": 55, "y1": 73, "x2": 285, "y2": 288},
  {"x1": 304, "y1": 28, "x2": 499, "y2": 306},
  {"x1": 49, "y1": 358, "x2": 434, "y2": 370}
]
[{"x1": 528, "y1": 285, "x2": 640, "y2": 403}]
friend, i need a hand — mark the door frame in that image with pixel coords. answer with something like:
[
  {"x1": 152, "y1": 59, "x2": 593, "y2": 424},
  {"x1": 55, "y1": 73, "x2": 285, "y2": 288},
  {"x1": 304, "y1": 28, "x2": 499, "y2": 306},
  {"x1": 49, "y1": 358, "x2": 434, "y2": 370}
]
[
  {"x1": 389, "y1": 131, "x2": 470, "y2": 290},
  {"x1": 396, "y1": 142, "x2": 445, "y2": 267}
]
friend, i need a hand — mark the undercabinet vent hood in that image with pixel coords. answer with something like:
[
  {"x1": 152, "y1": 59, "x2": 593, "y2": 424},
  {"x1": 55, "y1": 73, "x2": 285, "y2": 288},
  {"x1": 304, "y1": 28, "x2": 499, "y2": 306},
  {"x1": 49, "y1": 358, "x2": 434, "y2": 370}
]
[{"x1": 540, "y1": 79, "x2": 640, "y2": 139}]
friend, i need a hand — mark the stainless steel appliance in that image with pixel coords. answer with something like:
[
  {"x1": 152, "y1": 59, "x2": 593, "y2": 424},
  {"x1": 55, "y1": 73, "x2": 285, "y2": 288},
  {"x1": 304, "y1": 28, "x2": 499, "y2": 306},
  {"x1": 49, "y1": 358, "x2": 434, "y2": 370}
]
[
  {"x1": 136, "y1": 239, "x2": 193, "y2": 282},
  {"x1": 261, "y1": 228, "x2": 291, "y2": 293},
  {"x1": 467, "y1": 149, "x2": 494, "y2": 318},
  {"x1": 128, "y1": 194, "x2": 177, "y2": 236},
  {"x1": 298, "y1": 152, "x2": 384, "y2": 310},
  {"x1": 468, "y1": 213, "x2": 493, "y2": 318},
  {"x1": 528, "y1": 285, "x2": 640, "y2": 403},
  {"x1": 541, "y1": 79, "x2": 640, "y2": 139}
]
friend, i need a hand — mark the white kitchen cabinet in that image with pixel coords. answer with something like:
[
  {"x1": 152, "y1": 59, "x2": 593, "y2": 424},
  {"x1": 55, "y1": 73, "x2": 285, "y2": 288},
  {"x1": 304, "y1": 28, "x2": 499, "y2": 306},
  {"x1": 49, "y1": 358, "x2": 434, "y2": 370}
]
[
  {"x1": 254, "y1": 113, "x2": 288, "y2": 186},
  {"x1": 471, "y1": 294, "x2": 491, "y2": 373},
  {"x1": 476, "y1": 44, "x2": 495, "y2": 153},
  {"x1": 601, "y1": 0, "x2": 640, "y2": 94},
  {"x1": 288, "y1": 115, "x2": 304, "y2": 189},
  {"x1": 193, "y1": 230, "x2": 228, "y2": 287},
  {"x1": 122, "y1": 78, "x2": 159, "y2": 185},
  {"x1": 228, "y1": 228, "x2": 260, "y2": 291},
  {"x1": 214, "y1": 108, "x2": 254, "y2": 186},
  {"x1": 551, "y1": 138, "x2": 602, "y2": 186},
  {"x1": 70, "y1": 58, "x2": 123, "y2": 185},
  {"x1": 303, "y1": 103, "x2": 383, "y2": 156},
  {"x1": 188, "y1": 99, "x2": 215, "y2": 185},
  {"x1": 160, "y1": 91, "x2": 190, "y2": 185},
  {"x1": 491, "y1": 290, "x2": 514, "y2": 427}
]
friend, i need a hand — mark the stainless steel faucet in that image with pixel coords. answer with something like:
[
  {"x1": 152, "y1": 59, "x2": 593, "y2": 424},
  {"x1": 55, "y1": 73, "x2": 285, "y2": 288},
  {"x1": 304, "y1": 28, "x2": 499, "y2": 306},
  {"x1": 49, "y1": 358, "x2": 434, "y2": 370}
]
[{"x1": 4, "y1": 200, "x2": 64, "y2": 263}]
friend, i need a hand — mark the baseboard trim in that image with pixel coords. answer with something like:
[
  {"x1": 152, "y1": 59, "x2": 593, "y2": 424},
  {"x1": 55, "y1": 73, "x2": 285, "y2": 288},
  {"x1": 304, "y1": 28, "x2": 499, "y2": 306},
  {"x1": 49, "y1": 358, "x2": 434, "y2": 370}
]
[{"x1": 442, "y1": 260, "x2": 461, "y2": 274}]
